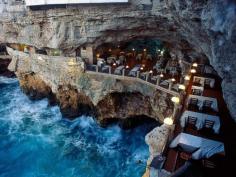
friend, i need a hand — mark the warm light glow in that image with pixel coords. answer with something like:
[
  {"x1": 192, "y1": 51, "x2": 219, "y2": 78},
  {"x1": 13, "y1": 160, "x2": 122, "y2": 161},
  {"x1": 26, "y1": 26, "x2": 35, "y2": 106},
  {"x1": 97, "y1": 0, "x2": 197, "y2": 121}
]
[
  {"x1": 178, "y1": 84, "x2": 186, "y2": 90},
  {"x1": 38, "y1": 56, "x2": 44, "y2": 61},
  {"x1": 171, "y1": 78, "x2": 176, "y2": 82},
  {"x1": 190, "y1": 69, "x2": 196, "y2": 74},
  {"x1": 160, "y1": 73, "x2": 164, "y2": 78},
  {"x1": 109, "y1": 48, "x2": 112, "y2": 52},
  {"x1": 132, "y1": 48, "x2": 135, "y2": 51},
  {"x1": 184, "y1": 75, "x2": 190, "y2": 81},
  {"x1": 160, "y1": 50, "x2": 164, "y2": 55},
  {"x1": 140, "y1": 67, "x2": 144, "y2": 70},
  {"x1": 192, "y1": 63, "x2": 198, "y2": 67},
  {"x1": 149, "y1": 70, "x2": 153, "y2": 74},
  {"x1": 171, "y1": 96, "x2": 180, "y2": 104},
  {"x1": 113, "y1": 63, "x2": 116, "y2": 66},
  {"x1": 164, "y1": 117, "x2": 173, "y2": 126},
  {"x1": 143, "y1": 48, "x2": 147, "y2": 52},
  {"x1": 126, "y1": 65, "x2": 129, "y2": 69},
  {"x1": 96, "y1": 53, "x2": 100, "y2": 58},
  {"x1": 67, "y1": 58, "x2": 77, "y2": 66}
]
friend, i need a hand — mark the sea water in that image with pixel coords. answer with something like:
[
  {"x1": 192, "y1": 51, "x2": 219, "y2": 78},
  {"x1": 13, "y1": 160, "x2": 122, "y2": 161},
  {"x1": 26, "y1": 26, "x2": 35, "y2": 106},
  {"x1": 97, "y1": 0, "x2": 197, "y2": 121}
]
[{"x1": 0, "y1": 76, "x2": 156, "y2": 177}]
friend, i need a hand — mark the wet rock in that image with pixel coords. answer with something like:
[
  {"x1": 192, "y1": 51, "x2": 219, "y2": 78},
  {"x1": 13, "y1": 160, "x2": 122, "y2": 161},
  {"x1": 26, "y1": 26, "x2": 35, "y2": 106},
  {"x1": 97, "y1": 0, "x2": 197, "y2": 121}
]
[
  {"x1": 0, "y1": 59, "x2": 15, "y2": 77},
  {"x1": 56, "y1": 85, "x2": 95, "y2": 119},
  {"x1": 18, "y1": 73, "x2": 53, "y2": 100}
]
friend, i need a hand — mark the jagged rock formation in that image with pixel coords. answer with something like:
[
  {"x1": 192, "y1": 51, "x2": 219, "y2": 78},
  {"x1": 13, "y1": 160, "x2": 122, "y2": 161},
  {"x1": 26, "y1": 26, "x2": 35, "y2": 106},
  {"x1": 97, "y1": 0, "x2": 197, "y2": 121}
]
[
  {"x1": 0, "y1": 0, "x2": 235, "y2": 120},
  {"x1": 7, "y1": 47, "x2": 174, "y2": 125},
  {"x1": 143, "y1": 124, "x2": 172, "y2": 177},
  {"x1": 18, "y1": 72, "x2": 53, "y2": 100},
  {"x1": 56, "y1": 85, "x2": 95, "y2": 118}
]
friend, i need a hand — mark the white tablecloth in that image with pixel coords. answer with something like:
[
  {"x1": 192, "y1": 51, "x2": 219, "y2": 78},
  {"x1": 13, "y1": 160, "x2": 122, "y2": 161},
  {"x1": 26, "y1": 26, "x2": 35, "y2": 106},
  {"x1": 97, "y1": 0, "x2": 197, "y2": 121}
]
[
  {"x1": 188, "y1": 94, "x2": 218, "y2": 112},
  {"x1": 128, "y1": 65, "x2": 141, "y2": 76},
  {"x1": 114, "y1": 65, "x2": 124, "y2": 75},
  {"x1": 180, "y1": 111, "x2": 221, "y2": 134},
  {"x1": 97, "y1": 58, "x2": 105, "y2": 67},
  {"x1": 102, "y1": 65, "x2": 110, "y2": 72},
  {"x1": 170, "y1": 133, "x2": 224, "y2": 160},
  {"x1": 160, "y1": 80, "x2": 169, "y2": 87},
  {"x1": 193, "y1": 76, "x2": 215, "y2": 88}
]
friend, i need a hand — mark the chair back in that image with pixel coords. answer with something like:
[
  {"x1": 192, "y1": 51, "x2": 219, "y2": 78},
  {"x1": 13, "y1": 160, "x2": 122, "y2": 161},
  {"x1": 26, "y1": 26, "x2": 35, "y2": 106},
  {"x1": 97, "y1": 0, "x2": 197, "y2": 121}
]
[
  {"x1": 204, "y1": 79, "x2": 211, "y2": 87},
  {"x1": 202, "y1": 159, "x2": 216, "y2": 169},
  {"x1": 190, "y1": 98, "x2": 198, "y2": 105},
  {"x1": 187, "y1": 116, "x2": 197, "y2": 125},
  {"x1": 204, "y1": 120, "x2": 215, "y2": 129},
  {"x1": 194, "y1": 78, "x2": 201, "y2": 84},
  {"x1": 192, "y1": 89, "x2": 202, "y2": 96},
  {"x1": 203, "y1": 100, "x2": 213, "y2": 108}
]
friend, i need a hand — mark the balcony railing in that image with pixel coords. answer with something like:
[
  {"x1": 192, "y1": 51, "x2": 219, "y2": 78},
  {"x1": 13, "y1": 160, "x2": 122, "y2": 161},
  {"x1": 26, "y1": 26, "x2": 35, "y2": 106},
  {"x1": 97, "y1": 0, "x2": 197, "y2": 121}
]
[{"x1": 85, "y1": 64, "x2": 181, "y2": 96}]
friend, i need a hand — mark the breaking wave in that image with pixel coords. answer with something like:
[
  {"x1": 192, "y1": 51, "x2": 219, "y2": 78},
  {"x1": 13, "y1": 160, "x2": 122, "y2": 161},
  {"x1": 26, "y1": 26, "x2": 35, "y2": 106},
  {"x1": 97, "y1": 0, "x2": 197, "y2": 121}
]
[{"x1": 0, "y1": 77, "x2": 155, "y2": 177}]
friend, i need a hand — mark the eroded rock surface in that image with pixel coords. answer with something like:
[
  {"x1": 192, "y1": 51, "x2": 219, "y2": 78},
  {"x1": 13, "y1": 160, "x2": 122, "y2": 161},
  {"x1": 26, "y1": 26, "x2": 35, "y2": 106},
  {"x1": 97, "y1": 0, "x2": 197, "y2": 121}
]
[
  {"x1": 0, "y1": 0, "x2": 235, "y2": 120},
  {"x1": 7, "y1": 48, "x2": 174, "y2": 124},
  {"x1": 17, "y1": 72, "x2": 53, "y2": 100},
  {"x1": 56, "y1": 85, "x2": 95, "y2": 119}
]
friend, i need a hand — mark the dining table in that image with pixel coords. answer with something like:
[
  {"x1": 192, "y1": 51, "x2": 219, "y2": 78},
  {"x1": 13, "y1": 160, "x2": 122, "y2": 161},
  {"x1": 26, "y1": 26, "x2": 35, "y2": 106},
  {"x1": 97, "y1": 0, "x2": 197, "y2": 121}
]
[
  {"x1": 128, "y1": 65, "x2": 141, "y2": 77},
  {"x1": 170, "y1": 133, "x2": 224, "y2": 160},
  {"x1": 114, "y1": 65, "x2": 125, "y2": 75},
  {"x1": 180, "y1": 110, "x2": 221, "y2": 134}
]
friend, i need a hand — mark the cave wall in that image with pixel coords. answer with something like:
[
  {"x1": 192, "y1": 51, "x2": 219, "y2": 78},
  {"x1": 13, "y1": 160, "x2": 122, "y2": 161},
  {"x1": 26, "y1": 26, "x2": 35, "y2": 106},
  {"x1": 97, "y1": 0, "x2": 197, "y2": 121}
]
[{"x1": 0, "y1": 0, "x2": 236, "y2": 120}]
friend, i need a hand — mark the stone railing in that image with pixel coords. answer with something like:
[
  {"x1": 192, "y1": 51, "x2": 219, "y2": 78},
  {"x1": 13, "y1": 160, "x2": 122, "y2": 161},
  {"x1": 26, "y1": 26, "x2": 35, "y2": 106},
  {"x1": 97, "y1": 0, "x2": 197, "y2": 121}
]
[{"x1": 85, "y1": 64, "x2": 181, "y2": 97}]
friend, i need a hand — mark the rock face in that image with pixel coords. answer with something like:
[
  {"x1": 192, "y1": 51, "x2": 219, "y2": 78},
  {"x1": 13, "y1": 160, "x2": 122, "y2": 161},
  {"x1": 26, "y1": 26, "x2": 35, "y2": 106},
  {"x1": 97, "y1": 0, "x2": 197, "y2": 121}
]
[
  {"x1": 56, "y1": 85, "x2": 95, "y2": 119},
  {"x1": 7, "y1": 47, "x2": 174, "y2": 124},
  {"x1": 18, "y1": 73, "x2": 53, "y2": 100},
  {"x1": 96, "y1": 92, "x2": 173, "y2": 126},
  {"x1": 0, "y1": 0, "x2": 236, "y2": 120},
  {"x1": 0, "y1": 58, "x2": 15, "y2": 77},
  {"x1": 145, "y1": 124, "x2": 171, "y2": 158}
]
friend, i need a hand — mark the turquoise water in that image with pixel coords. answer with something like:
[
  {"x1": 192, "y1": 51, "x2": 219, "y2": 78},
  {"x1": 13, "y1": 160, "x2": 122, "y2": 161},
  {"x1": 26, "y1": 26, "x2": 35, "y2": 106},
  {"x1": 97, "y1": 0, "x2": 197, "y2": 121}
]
[{"x1": 0, "y1": 76, "x2": 155, "y2": 177}]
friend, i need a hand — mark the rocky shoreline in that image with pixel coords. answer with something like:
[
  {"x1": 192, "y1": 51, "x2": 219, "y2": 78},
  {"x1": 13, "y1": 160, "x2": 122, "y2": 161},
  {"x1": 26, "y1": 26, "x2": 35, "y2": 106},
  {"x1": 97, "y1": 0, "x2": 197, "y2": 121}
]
[
  {"x1": 6, "y1": 47, "x2": 175, "y2": 128},
  {"x1": 2, "y1": 48, "x2": 176, "y2": 177}
]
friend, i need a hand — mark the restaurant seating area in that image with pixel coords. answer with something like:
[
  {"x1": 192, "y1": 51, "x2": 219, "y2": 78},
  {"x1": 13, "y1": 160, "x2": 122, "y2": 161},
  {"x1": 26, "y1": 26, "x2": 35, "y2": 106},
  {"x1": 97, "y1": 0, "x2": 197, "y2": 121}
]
[
  {"x1": 85, "y1": 45, "x2": 185, "y2": 94},
  {"x1": 83, "y1": 44, "x2": 228, "y2": 176},
  {"x1": 161, "y1": 62, "x2": 226, "y2": 177}
]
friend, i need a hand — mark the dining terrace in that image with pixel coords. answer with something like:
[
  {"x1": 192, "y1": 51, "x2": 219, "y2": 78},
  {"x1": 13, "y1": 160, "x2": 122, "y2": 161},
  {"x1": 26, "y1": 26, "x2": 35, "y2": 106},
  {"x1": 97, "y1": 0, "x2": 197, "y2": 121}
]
[{"x1": 85, "y1": 61, "x2": 184, "y2": 96}]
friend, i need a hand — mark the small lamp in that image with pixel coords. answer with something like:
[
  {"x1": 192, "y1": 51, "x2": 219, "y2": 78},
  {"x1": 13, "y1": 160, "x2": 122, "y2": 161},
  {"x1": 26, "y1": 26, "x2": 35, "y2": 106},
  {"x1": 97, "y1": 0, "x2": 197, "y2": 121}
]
[
  {"x1": 190, "y1": 69, "x2": 196, "y2": 74},
  {"x1": 184, "y1": 75, "x2": 190, "y2": 81},
  {"x1": 192, "y1": 63, "x2": 198, "y2": 67},
  {"x1": 171, "y1": 96, "x2": 180, "y2": 104},
  {"x1": 164, "y1": 117, "x2": 173, "y2": 126},
  {"x1": 178, "y1": 84, "x2": 186, "y2": 90}
]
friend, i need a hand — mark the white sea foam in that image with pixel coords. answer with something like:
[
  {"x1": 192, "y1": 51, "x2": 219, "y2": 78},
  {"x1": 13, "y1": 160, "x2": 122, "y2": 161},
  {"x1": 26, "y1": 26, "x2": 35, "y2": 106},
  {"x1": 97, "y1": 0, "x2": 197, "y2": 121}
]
[
  {"x1": 0, "y1": 76, "x2": 149, "y2": 177},
  {"x1": 0, "y1": 76, "x2": 18, "y2": 84}
]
